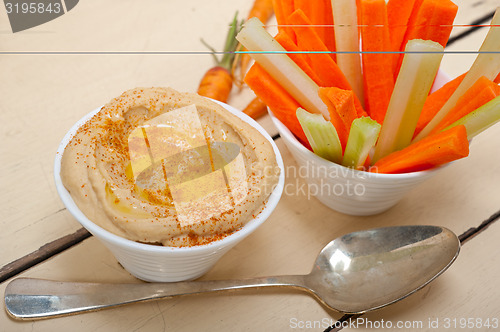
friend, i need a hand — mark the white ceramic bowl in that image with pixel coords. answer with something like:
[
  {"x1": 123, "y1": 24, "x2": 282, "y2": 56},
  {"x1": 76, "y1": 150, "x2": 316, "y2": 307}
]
[
  {"x1": 54, "y1": 100, "x2": 285, "y2": 282},
  {"x1": 269, "y1": 71, "x2": 450, "y2": 216},
  {"x1": 271, "y1": 115, "x2": 441, "y2": 216}
]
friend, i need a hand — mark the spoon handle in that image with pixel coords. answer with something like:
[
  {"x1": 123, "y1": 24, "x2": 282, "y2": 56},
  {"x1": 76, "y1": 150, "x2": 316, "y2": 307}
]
[{"x1": 5, "y1": 276, "x2": 307, "y2": 320}]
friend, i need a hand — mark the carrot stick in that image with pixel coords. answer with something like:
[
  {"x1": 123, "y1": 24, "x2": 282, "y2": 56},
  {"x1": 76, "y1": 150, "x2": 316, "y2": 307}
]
[
  {"x1": 405, "y1": 0, "x2": 425, "y2": 30},
  {"x1": 319, "y1": 87, "x2": 358, "y2": 150},
  {"x1": 371, "y1": 125, "x2": 469, "y2": 174},
  {"x1": 372, "y1": 39, "x2": 443, "y2": 162},
  {"x1": 287, "y1": 9, "x2": 366, "y2": 116},
  {"x1": 413, "y1": 73, "x2": 466, "y2": 137},
  {"x1": 237, "y1": 17, "x2": 329, "y2": 118},
  {"x1": 429, "y1": 76, "x2": 500, "y2": 134},
  {"x1": 288, "y1": 9, "x2": 345, "y2": 87},
  {"x1": 313, "y1": 0, "x2": 336, "y2": 59},
  {"x1": 394, "y1": 0, "x2": 457, "y2": 78},
  {"x1": 495, "y1": 72, "x2": 500, "y2": 84},
  {"x1": 287, "y1": 10, "x2": 340, "y2": 84},
  {"x1": 244, "y1": 63, "x2": 309, "y2": 145},
  {"x1": 273, "y1": 0, "x2": 296, "y2": 39},
  {"x1": 243, "y1": 97, "x2": 268, "y2": 119},
  {"x1": 292, "y1": 0, "x2": 314, "y2": 23},
  {"x1": 414, "y1": 8, "x2": 500, "y2": 141},
  {"x1": 387, "y1": 0, "x2": 416, "y2": 56},
  {"x1": 444, "y1": 95, "x2": 500, "y2": 140},
  {"x1": 248, "y1": 0, "x2": 274, "y2": 22},
  {"x1": 396, "y1": 0, "x2": 424, "y2": 66},
  {"x1": 360, "y1": 0, "x2": 395, "y2": 124},
  {"x1": 273, "y1": 30, "x2": 323, "y2": 85},
  {"x1": 239, "y1": 0, "x2": 275, "y2": 82},
  {"x1": 294, "y1": 0, "x2": 336, "y2": 61}
]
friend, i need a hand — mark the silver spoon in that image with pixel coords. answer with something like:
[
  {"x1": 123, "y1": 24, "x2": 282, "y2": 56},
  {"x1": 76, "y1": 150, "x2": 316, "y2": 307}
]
[{"x1": 5, "y1": 225, "x2": 459, "y2": 320}]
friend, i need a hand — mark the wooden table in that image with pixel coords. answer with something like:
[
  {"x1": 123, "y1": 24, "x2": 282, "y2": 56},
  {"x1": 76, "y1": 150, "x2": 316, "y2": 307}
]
[{"x1": 1, "y1": 1, "x2": 499, "y2": 331}]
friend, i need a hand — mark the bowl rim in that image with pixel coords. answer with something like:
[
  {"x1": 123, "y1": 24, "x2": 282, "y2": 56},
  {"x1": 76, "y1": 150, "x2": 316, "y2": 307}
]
[{"x1": 54, "y1": 98, "x2": 285, "y2": 253}]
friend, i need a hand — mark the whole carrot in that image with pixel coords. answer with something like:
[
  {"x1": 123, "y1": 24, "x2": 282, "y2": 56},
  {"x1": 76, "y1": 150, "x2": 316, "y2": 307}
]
[
  {"x1": 198, "y1": 13, "x2": 241, "y2": 103},
  {"x1": 371, "y1": 125, "x2": 469, "y2": 173},
  {"x1": 198, "y1": 67, "x2": 233, "y2": 103},
  {"x1": 243, "y1": 97, "x2": 268, "y2": 119}
]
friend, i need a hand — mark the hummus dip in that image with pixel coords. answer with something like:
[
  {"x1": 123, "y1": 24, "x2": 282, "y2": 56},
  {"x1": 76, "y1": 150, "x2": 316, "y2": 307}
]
[{"x1": 61, "y1": 87, "x2": 280, "y2": 247}]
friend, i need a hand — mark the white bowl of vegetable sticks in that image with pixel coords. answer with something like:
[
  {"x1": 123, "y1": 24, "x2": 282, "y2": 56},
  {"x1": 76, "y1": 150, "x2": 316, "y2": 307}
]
[
  {"x1": 271, "y1": 112, "x2": 444, "y2": 216},
  {"x1": 269, "y1": 71, "x2": 451, "y2": 216}
]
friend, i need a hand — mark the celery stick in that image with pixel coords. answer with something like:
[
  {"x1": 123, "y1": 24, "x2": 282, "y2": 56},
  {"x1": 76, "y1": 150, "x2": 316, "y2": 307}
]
[
  {"x1": 414, "y1": 8, "x2": 500, "y2": 141},
  {"x1": 296, "y1": 108, "x2": 343, "y2": 164},
  {"x1": 236, "y1": 18, "x2": 330, "y2": 119},
  {"x1": 331, "y1": 0, "x2": 365, "y2": 106},
  {"x1": 342, "y1": 117, "x2": 381, "y2": 169},
  {"x1": 443, "y1": 95, "x2": 500, "y2": 140},
  {"x1": 372, "y1": 39, "x2": 443, "y2": 163}
]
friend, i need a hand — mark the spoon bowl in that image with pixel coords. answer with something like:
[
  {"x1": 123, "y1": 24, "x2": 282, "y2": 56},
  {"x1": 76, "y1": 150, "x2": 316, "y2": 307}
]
[
  {"x1": 305, "y1": 225, "x2": 460, "y2": 313},
  {"x1": 5, "y1": 225, "x2": 459, "y2": 320}
]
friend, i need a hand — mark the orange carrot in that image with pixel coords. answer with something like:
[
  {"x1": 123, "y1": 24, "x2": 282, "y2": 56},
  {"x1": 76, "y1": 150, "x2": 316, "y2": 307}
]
[
  {"x1": 314, "y1": 0, "x2": 336, "y2": 58},
  {"x1": 402, "y1": 0, "x2": 425, "y2": 44},
  {"x1": 198, "y1": 13, "x2": 240, "y2": 103},
  {"x1": 243, "y1": 97, "x2": 269, "y2": 119},
  {"x1": 273, "y1": 30, "x2": 323, "y2": 85},
  {"x1": 387, "y1": 0, "x2": 416, "y2": 56},
  {"x1": 429, "y1": 76, "x2": 500, "y2": 134},
  {"x1": 495, "y1": 72, "x2": 500, "y2": 84},
  {"x1": 273, "y1": 0, "x2": 296, "y2": 40},
  {"x1": 360, "y1": 0, "x2": 395, "y2": 124},
  {"x1": 391, "y1": 0, "x2": 424, "y2": 77},
  {"x1": 245, "y1": 63, "x2": 309, "y2": 145},
  {"x1": 404, "y1": 0, "x2": 457, "y2": 48},
  {"x1": 287, "y1": 9, "x2": 366, "y2": 117},
  {"x1": 198, "y1": 67, "x2": 233, "y2": 103},
  {"x1": 413, "y1": 73, "x2": 466, "y2": 137},
  {"x1": 239, "y1": 0, "x2": 275, "y2": 82},
  {"x1": 287, "y1": 9, "x2": 344, "y2": 87},
  {"x1": 294, "y1": 0, "x2": 336, "y2": 61},
  {"x1": 248, "y1": 0, "x2": 274, "y2": 22},
  {"x1": 371, "y1": 125, "x2": 469, "y2": 173},
  {"x1": 395, "y1": 0, "x2": 457, "y2": 78},
  {"x1": 319, "y1": 87, "x2": 358, "y2": 150}
]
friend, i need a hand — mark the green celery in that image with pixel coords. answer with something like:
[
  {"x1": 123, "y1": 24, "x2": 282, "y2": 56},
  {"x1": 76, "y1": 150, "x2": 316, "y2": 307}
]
[
  {"x1": 414, "y1": 8, "x2": 500, "y2": 141},
  {"x1": 443, "y1": 95, "x2": 500, "y2": 140},
  {"x1": 372, "y1": 39, "x2": 443, "y2": 163},
  {"x1": 296, "y1": 108, "x2": 343, "y2": 164},
  {"x1": 331, "y1": 0, "x2": 365, "y2": 106},
  {"x1": 342, "y1": 117, "x2": 381, "y2": 169},
  {"x1": 236, "y1": 17, "x2": 330, "y2": 119}
]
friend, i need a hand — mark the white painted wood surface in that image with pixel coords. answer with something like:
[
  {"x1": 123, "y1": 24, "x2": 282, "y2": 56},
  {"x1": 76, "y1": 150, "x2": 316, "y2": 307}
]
[{"x1": 1, "y1": 0, "x2": 499, "y2": 330}]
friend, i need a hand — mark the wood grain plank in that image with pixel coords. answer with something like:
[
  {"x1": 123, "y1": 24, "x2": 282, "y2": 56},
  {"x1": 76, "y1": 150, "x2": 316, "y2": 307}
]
[
  {"x1": 441, "y1": 26, "x2": 489, "y2": 78},
  {"x1": 0, "y1": 226, "x2": 90, "y2": 283},
  {"x1": 450, "y1": 0, "x2": 498, "y2": 39}
]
